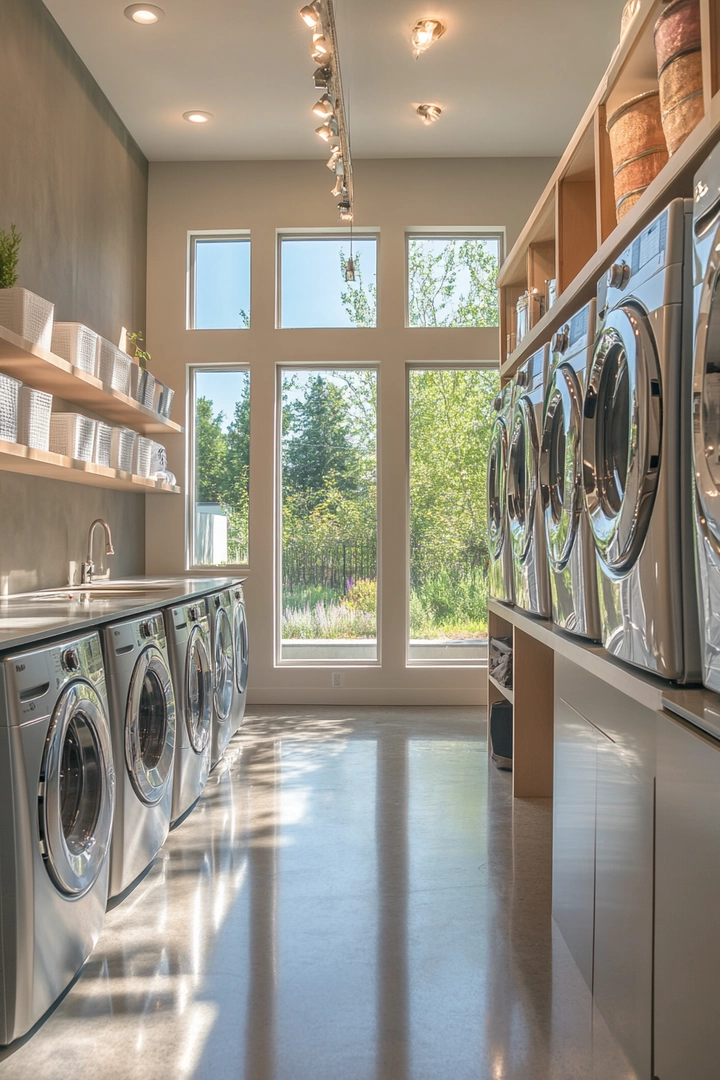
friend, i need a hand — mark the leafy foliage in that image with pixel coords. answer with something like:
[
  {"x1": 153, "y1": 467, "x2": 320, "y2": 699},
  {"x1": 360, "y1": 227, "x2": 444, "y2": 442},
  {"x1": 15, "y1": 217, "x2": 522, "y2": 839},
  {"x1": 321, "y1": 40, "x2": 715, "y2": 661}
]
[
  {"x1": 408, "y1": 237, "x2": 499, "y2": 327},
  {"x1": 126, "y1": 330, "x2": 151, "y2": 370},
  {"x1": 0, "y1": 224, "x2": 21, "y2": 289},
  {"x1": 194, "y1": 378, "x2": 250, "y2": 564}
]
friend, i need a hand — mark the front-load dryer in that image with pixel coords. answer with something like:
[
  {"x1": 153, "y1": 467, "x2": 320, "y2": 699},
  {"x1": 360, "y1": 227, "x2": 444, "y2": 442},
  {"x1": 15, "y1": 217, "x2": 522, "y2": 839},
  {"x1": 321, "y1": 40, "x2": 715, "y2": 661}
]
[
  {"x1": 507, "y1": 343, "x2": 552, "y2": 616},
  {"x1": 230, "y1": 582, "x2": 249, "y2": 736},
  {"x1": 101, "y1": 612, "x2": 176, "y2": 898},
  {"x1": 0, "y1": 631, "x2": 115, "y2": 1044},
  {"x1": 582, "y1": 198, "x2": 700, "y2": 681},
  {"x1": 487, "y1": 383, "x2": 515, "y2": 604},
  {"x1": 207, "y1": 588, "x2": 236, "y2": 769},
  {"x1": 540, "y1": 300, "x2": 601, "y2": 640},
  {"x1": 164, "y1": 600, "x2": 212, "y2": 825}
]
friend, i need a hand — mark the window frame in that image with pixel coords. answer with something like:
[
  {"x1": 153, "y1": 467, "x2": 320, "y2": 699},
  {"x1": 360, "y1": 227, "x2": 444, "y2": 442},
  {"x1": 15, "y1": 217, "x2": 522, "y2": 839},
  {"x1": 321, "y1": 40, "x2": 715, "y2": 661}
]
[
  {"x1": 276, "y1": 229, "x2": 381, "y2": 330},
  {"x1": 404, "y1": 228, "x2": 505, "y2": 330},
  {"x1": 187, "y1": 230, "x2": 252, "y2": 331},
  {"x1": 186, "y1": 362, "x2": 252, "y2": 572}
]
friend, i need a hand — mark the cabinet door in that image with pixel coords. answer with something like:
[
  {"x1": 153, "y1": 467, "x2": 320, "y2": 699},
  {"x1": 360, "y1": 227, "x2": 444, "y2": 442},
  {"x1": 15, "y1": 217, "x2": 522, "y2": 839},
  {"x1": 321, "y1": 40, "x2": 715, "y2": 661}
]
[
  {"x1": 552, "y1": 694, "x2": 597, "y2": 991},
  {"x1": 655, "y1": 713, "x2": 720, "y2": 1079}
]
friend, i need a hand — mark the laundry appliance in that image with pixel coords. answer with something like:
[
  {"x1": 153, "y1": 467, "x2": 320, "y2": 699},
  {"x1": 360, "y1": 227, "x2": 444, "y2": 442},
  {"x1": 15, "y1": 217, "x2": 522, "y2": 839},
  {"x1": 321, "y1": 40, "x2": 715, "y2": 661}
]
[
  {"x1": 540, "y1": 300, "x2": 601, "y2": 639},
  {"x1": 164, "y1": 600, "x2": 213, "y2": 825},
  {"x1": 507, "y1": 343, "x2": 552, "y2": 616},
  {"x1": 101, "y1": 612, "x2": 176, "y2": 898},
  {"x1": 230, "y1": 582, "x2": 249, "y2": 736},
  {"x1": 487, "y1": 383, "x2": 515, "y2": 604},
  {"x1": 582, "y1": 198, "x2": 700, "y2": 680},
  {"x1": 0, "y1": 631, "x2": 115, "y2": 1044},
  {"x1": 207, "y1": 588, "x2": 236, "y2": 769}
]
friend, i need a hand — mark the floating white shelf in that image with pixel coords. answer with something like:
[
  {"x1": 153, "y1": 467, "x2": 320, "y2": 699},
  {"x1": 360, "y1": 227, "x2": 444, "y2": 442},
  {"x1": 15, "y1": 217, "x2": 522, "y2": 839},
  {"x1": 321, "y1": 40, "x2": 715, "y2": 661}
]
[{"x1": 0, "y1": 438, "x2": 180, "y2": 494}]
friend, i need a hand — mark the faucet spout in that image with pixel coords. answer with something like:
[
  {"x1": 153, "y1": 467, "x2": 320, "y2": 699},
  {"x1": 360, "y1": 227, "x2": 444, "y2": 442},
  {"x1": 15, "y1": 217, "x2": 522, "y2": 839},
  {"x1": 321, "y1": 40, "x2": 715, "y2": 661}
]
[{"x1": 82, "y1": 518, "x2": 115, "y2": 584}]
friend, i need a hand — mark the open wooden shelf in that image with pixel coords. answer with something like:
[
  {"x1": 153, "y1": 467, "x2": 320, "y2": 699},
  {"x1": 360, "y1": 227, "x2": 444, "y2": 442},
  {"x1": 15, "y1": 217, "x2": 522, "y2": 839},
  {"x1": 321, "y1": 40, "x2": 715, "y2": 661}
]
[
  {"x1": 0, "y1": 438, "x2": 180, "y2": 494},
  {"x1": 489, "y1": 673, "x2": 514, "y2": 705},
  {"x1": 0, "y1": 326, "x2": 183, "y2": 435}
]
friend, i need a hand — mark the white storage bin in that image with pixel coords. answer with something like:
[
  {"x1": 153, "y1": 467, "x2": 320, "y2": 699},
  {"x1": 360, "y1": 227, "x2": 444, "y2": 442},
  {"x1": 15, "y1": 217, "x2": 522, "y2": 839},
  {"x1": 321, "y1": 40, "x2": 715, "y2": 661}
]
[
  {"x1": 51, "y1": 323, "x2": 98, "y2": 376},
  {"x1": 133, "y1": 435, "x2": 153, "y2": 478},
  {"x1": 0, "y1": 373, "x2": 21, "y2": 442},
  {"x1": 0, "y1": 288, "x2": 54, "y2": 350},
  {"x1": 93, "y1": 421, "x2": 113, "y2": 468},
  {"x1": 148, "y1": 441, "x2": 167, "y2": 477},
  {"x1": 130, "y1": 364, "x2": 156, "y2": 409},
  {"x1": 110, "y1": 427, "x2": 136, "y2": 473},
  {"x1": 49, "y1": 412, "x2": 96, "y2": 462},
  {"x1": 96, "y1": 338, "x2": 132, "y2": 397},
  {"x1": 17, "y1": 386, "x2": 52, "y2": 451},
  {"x1": 152, "y1": 380, "x2": 175, "y2": 420}
]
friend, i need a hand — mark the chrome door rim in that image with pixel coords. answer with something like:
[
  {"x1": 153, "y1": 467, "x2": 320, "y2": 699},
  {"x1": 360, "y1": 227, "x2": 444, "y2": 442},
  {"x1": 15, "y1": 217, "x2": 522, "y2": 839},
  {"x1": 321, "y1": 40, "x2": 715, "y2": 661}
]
[
  {"x1": 185, "y1": 624, "x2": 212, "y2": 754},
  {"x1": 507, "y1": 394, "x2": 539, "y2": 565},
  {"x1": 125, "y1": 645, "x2": 176, "y2": 805},
  {"x1": 582, "y1": 305, "x2": 661, "y2": 574},
  {"x1": 40, "y1": 680, "x2": 115, "y2": 898},
  {"x1": 693, "y1": 237, "x2": 720, "y2": 546},
  {"x1": 234, "y1": 602, "x2": 249, "y2": 694},
  {"x1": 214, "y1": 607, "x2": 234, "y2": 721},
  {"x1": 487, "y1": 415, "x2": 508, "y2": 561},
  {"x1": 541, "y1": 362, "x2": 583, "y2": 572}
]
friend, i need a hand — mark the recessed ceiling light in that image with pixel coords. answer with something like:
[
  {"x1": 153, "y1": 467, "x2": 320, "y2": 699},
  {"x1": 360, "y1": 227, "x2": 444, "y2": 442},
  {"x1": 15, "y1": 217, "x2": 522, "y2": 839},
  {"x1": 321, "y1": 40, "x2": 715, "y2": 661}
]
[
  {"x1": 124, "y1": 4, "x2": 165, "y2": 24},
  {"x1": 411, "y1": 18, "x2": 446, "y2": 58},
  {"x1": 183, "y1": 111, "x2": 213, "y2": 124},
  {"x1": 417, "y1": 103, "x2": 442, "y2": 124}
]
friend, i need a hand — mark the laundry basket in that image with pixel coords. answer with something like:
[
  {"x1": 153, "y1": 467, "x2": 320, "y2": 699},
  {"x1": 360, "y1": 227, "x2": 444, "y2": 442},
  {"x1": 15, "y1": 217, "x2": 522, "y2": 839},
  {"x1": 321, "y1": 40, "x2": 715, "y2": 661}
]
[
  {"x1": 130, "y1": 364, "x2": 156, "y2": 409},
  {"x1": 0, "y1": 373, "x2": 21, "y2": 442},
  {"x1": 0, "y1": 288, "x2": 54, "y2": 350},
  {"x1": 96, "y1": 338, "x2": 132, "y2": 397},
  {"x1": 133, "y1": 435, "x2": 153, "y2": 478},
  {"x1": 51, "y1": 323, "x2": 98, "y2": 376},
  {"x1": 110, "y1": 427, "x2": 137, "y2": 473},
  {"x1": 17, "y1": 386, "x2": 52, "y2": 451},
  {"x1": 49, "y1": 412, "x2": 97, "y2": 461},
  {"x1": 93, "y1": 421, "x2": 113, "y2": 468}
]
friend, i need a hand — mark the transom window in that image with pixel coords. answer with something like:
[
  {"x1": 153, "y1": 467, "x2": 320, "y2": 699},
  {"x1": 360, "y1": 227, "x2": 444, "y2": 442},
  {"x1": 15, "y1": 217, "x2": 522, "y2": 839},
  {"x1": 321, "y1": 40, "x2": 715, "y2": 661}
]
[
  {"x1": 278, "y1": 234, "x2": 378, "y2": 329},
  {"x1": 189, "y1": 234, "x2": 251, "y2": 330},
  {"x1": 406, "y1": 233, "x2": 501, "y2": 327}
]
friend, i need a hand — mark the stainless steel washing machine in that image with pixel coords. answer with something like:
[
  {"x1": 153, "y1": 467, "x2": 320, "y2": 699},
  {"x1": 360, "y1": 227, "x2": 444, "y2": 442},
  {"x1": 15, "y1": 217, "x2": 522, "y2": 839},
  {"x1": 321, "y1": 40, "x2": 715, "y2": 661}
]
[
  {"x1": 207, "y1": 588, "x2": 236, "y2": 769},
  {"x1": 540, "y1": 300, "x2": 601, "y2": 640},
  {"x1": 507, "y1": 343, "x2": 552, "y2": 616},
  {"x1": 0, "y1": 631, "x2": 115, "y2": 1044},
  {"x1": 487, "y1": 383, "x2": 515, "y2": 604},
  {"x1": 583, "y1": 198, "x2": 700, "y2": 680},
  {"x1": 101, "y1": 612, "x2": 176, "y2": 898},
  {"x1": 230, "y1": 582, "x2": 249, "y2": 736},
  {"x1": 164, "y1": 600, "x2": 212, "y2": 825}
]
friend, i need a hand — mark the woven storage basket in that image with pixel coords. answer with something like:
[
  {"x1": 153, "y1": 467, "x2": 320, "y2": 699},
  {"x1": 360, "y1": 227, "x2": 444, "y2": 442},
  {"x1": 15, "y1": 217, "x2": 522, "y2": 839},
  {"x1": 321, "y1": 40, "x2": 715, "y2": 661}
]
[
  {"x1": 110, "y1": 427, "x2": 137, "y2": 473},
  {"x1": 0, "y1": 289, "x2": 54, "y2": 350},
  {"x1": 0, "y1": 373, "x2": 21, "y2": 442},
  {"x1": 655, "y1": 0, "x2": 704, "y2": 155},
  {"x1": 133, "y1": 435, "x2": 153, "y2": 478},
  {"x1": 17, "y1": 386, "x2": 52, "y2": 451},
  {"x1": 51, "y1": 323, "x2": 98, "y2": 376},
  {"x1": 93, "y1": 421, "x2": 113, "y2": 468},
  {"x1": 96, "y1": 338, "x2": 132, "y2": 397},
  {"x1": 49, "y1": 412, "x2": 96, "y2": 461},
  {"x1": 607, "y1": 91, "x2": 669, "y2": 220},
  {"x1": 130, "y1": 364, "x2": 156, "y2": 409}
]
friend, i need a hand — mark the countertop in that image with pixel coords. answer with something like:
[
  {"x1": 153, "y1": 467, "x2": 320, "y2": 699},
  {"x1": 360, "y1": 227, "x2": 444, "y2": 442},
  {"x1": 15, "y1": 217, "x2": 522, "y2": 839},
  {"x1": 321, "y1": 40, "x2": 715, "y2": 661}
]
[{"x1": 0, "y1": 576, "x2": 245, "y2": 654}]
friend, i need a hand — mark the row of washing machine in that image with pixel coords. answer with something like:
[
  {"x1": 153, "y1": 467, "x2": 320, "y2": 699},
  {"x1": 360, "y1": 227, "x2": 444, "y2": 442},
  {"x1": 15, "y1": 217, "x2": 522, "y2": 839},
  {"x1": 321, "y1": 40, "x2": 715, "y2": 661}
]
[
  {"x1": 0, "y1": 582, "x2": 249, "y2": 1045},
  {"x1": 488, "y1": 140, "x2": 720, "y2": 695}
]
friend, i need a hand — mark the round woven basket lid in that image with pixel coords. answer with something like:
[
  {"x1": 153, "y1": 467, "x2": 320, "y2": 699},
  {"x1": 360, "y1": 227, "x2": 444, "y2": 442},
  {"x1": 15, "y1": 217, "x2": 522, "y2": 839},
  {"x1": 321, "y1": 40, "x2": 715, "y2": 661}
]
[{"x1": 607, "y1": 89, "x2": 661, "y2": 131}]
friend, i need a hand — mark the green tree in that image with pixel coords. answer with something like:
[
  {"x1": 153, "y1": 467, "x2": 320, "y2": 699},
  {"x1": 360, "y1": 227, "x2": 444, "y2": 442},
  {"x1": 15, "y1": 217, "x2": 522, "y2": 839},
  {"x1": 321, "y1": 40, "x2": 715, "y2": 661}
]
[
  {"x1": 195, "y1": 397, "x2": 227, "y2": 502},
  {"x1": 407, "y1": 237, "x2": 499, "y2": 327},
  {"x1": 340, "y1": 249, "x2": 377, "y2": 327},
  {"x1": 283, "y1": 375, "x2": 363, "y2": 509}
]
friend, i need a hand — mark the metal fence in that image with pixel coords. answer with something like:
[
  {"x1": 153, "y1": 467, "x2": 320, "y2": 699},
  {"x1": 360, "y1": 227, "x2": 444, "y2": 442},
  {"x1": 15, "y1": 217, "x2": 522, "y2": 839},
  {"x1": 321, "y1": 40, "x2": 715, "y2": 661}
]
[{"x1": 282, "y1": 538, "x2": 377, "y2": 592}]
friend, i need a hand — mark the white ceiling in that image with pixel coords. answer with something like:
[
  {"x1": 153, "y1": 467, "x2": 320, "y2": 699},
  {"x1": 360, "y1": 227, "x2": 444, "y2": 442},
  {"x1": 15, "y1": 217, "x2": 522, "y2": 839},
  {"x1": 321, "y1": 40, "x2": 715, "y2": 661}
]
[{"x1": 43, "y1": 0, "x2": 628, "y2": 161}]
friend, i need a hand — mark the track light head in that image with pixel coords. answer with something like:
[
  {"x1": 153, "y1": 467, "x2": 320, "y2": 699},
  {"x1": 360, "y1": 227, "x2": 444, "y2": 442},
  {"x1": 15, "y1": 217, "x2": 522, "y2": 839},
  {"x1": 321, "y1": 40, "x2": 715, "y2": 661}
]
[
  {"x1": 338, "y1": 201, "x2": 353, "y2": 221},
  {"x1": 411, "y1": 18, "x2": 446, "y2": 58},
  {"x1": 312, "y1": 33, "x2": 331, "y2": 61},
  {"x1": 316, "y1": 119, "x2": 339, "y2": 142},
  {"x1": 299, "y1": 2, "x2": 322, "y2": 28},
  {"x1": 313, "y1": 65, "x2": 333, "y2": 89},
  {"x1": 331, "y1": 176, "x2": 347, "y2": 198},
  {"x1": 312, "y1": 93, "x2": 335, "y2": 120}
]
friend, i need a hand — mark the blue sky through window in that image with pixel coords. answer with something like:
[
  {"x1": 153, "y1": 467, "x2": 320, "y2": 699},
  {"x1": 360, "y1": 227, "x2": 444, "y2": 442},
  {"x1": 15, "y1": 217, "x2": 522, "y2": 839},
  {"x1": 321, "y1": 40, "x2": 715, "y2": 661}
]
[
  {"x1": 194, "y1": 238, "x2": 251, "y2": 329},
  {"x1": 280, "y1": 237, "x2": 377, "y2": 328}
]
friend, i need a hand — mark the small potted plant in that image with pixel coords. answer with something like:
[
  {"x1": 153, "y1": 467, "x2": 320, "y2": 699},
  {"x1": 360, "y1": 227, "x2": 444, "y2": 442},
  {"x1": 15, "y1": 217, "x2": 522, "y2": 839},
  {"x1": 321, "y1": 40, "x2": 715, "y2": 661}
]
[
  {"x1": 126, "y1": 330, "x2": 156, "y2": 409},
  {"x1": 0, "y1": 225, "x2": 55, "y2": 350}
]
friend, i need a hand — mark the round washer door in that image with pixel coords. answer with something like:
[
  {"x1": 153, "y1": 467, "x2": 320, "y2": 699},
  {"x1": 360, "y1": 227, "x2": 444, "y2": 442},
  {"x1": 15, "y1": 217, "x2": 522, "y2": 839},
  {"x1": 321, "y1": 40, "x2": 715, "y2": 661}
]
[
  {"x1": 125, "y1": 645, "x2": 176, "y2": 805},
  {"x1": 185, "y1": 624, "x2": 212, "y2": 754},
  {"x1": 582, "y1": 304, "x2": 661, "y2": 574},
  {"x1": 234, "y1": 601, "x2": 249, "y2": 695},
  {"x1": 40, "y1": 679, "x2": 115, "y2": 897},
  {"x1": 487, "y1": 412, "x2": 509, "y2": 563},
  {"x1": 693, "y1": 233, "x2": 720, "y2": 544},
  {"x1": 541, "y1": 362, "x2": 583, "y2": 572},
  {"x1": 507, "y1": 394, "x2": 540, "y2": 565},
  {"x1": 214, "y1": 607, "x2": 234, "y2": 721}
]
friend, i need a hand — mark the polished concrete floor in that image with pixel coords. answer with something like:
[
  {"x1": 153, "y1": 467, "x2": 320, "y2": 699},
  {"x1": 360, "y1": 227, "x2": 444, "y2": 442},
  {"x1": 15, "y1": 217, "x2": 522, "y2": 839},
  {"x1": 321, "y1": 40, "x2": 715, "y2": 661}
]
[{"x1": 0, "y1": 707, "x2": 638, "y2": 1080}]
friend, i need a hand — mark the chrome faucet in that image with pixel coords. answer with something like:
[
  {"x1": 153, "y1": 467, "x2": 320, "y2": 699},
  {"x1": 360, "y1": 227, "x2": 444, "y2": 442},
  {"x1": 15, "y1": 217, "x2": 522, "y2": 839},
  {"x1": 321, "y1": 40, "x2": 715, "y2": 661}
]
[{"x1": 82, "y1": 518, "x2": 115, "y2": 584}]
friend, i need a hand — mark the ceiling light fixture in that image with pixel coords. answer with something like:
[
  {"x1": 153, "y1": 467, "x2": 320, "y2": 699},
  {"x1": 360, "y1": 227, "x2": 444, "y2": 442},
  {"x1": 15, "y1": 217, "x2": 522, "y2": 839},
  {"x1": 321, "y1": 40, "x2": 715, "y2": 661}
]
[
  {"x1": 338, "y1": 201, "x2": 353, "y2": 222},
  {"x1": 299, "y1": 2, "x2": 322, "y2": 28},
  {"x1": 312, "y1": 33, "x2": 331, "y2": 59},
  {"x1": 316, "y1": 119, "x2": 339, "y2": 142},
  {"x1": 312, "y1": 94, "x2": 335, "y2": 120},
  {"x1": 124, "y1": 4, "x2": 165, "y2": 23},
  {"x1": 411, "y1": 18, "x2": 446, "y2": 58},
  {"x1": 313, "y1": 66, "x2": 333, "y2": 89},
  {"x1": 182, "y1": 110, "x2": 213, "y2": 123},
  {"x1": 331, "y1": 176, "x2": 346, "y2": 198},
  {"x1": 326, "y1": 147, "x2": 343, "y2": 170},
  {"x1": 416, "y1": 103, "x2": 442, "y2": 124}
]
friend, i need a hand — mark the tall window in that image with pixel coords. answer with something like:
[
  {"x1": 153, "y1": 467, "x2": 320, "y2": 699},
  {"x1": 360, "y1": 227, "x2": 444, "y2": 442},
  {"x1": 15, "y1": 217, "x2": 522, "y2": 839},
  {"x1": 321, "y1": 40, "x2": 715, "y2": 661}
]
[
  {"x1": 191, "y1": 235, "x2": 251, "y2": 329},
  {"x1": 191, "y1": 367, "x2": 250, "y2": 567},
  {"x1": 406, "y1": 234, "x2": 501, "y2": 327},
  {"x1": 408, "y1": 367, "x2": 499, "y2": 662},
  {"x1": 280, "y1": 368, "x2": 378, "y2": 661},
  {"x1": 279, "y1": 236, "x2": 377, "y2": 328}
]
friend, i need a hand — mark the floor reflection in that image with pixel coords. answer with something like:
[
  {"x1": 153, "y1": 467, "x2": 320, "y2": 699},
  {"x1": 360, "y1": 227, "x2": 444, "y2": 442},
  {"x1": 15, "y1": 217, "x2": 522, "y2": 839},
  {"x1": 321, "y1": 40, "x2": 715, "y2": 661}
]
[{"x1": 0, "y1": 706, "x2": 635, "y2": 1079}]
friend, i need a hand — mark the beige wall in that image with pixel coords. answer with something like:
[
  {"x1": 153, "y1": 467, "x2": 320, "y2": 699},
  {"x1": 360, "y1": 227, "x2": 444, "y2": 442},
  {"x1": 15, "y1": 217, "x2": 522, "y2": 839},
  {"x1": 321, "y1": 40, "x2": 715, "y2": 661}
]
[
  {"x1": 0, "y1": 0, "x2": 148, "y2": 592},
  {"x1": 146, "y1": 157, "x2": 556, "y2": 704}
]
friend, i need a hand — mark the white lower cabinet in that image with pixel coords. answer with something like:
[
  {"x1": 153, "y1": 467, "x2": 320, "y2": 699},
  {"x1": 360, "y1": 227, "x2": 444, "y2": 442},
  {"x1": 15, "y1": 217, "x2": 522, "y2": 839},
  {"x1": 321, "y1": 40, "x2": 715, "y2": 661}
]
[{"x1": 654, "y1": 712, "x2": 720, "y2": 1080}]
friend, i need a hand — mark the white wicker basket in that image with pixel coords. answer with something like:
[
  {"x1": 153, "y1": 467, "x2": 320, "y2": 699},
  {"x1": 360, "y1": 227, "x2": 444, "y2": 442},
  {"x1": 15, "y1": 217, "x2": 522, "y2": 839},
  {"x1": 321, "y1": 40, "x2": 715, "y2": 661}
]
[
  {"x1": 93, "y1": 421, "x2": 113, "y2": 468},
  {"x1": 110, "y1": 427, "x2": 136, "y2": 473},
  {"x1": 133, "y1": 435, "x2": 153, "y2": 478},
  {"x1": 152, "y1": 380, "x2": 175, "y2": 419},
  {"x1": 0, "y1": 373, "x2": 21, "y2": 442},
  {"x1": 130, "y1": 364, "x2": 156, "y2": 409},
  {"x1": 96, "y1": 338, "x2": 132, "y2": 396},
  {"x1": 0, "y1": 288, "x2": 54, "y2": 350},
  {"x1": 51, "y1": 323, "x2": 98, "y2": 376},
  {"x1": 17, "y1": 386, "x2": 52, "y2": 451},
  {"x1": 49, "y1": 412, "x2": 96, "y2": 461}
]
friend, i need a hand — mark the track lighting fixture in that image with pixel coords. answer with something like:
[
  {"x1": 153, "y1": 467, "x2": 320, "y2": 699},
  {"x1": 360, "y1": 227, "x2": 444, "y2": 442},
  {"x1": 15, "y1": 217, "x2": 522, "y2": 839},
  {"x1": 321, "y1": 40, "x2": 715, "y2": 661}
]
[
  {"x1": 411, "y1": 18, "x2": 446, "y2": 58},
  {"x1": 312, "y1": 33, "x2": 331, "y2": 59},
  {"x1": 338, "y1": 201, "x2": 353, "y2": 221},
  {"x1": 345, "y1": 256, "x2": 356, "y2": 282},
  {"x1": 326, "y1": 148, "x2": 343, "y2": 171},
  {"x1": 312, "y1": 94, "x2": 335, "y2": 120},
  {"x1": 299, "y1": 2, "x2": 322, "y2": 28},
  {"x1": 316, "y1": 119, "x2": 339, "y2": 142},
  {"x1": 417, "y1": 103, "x2": 442, "y2": 124},
  {"x1": 313, "y1": 66, "x2": 332, "y2": 89},
  {"x1": 331, "y1": 176, "x2": 347, "y2": 198}
]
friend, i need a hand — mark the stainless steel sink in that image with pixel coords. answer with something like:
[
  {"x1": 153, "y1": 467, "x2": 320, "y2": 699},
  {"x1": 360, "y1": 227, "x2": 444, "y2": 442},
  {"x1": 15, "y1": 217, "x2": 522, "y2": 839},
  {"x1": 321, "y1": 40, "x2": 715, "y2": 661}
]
[{"x1": 22, "y1": 584, "x2": 175, "y2": 603}]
